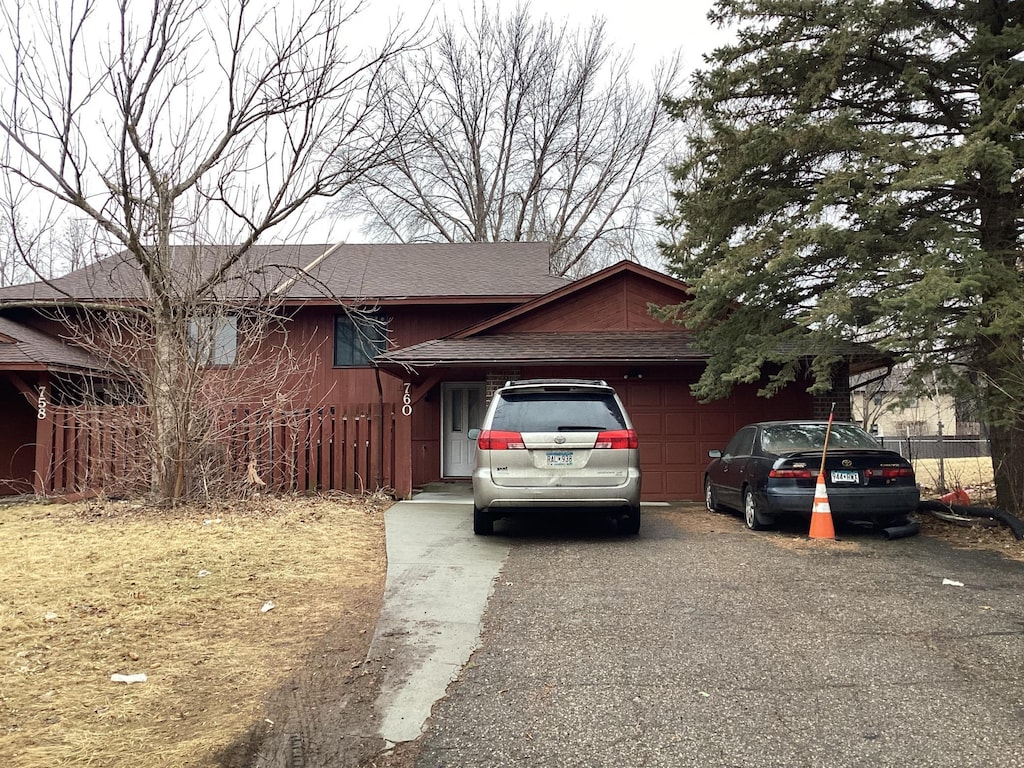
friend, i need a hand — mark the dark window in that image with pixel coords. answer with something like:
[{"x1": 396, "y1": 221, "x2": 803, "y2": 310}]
[
  {"x1": 760, "y1": 423, "x2": 879, "y2": 453},
  {"x1": 334, "y1": 312, "x2": 388, "y2": 367},
  {"x1": 724, "y1": 426, "x2": 756, "y2": 458},
  {"x1": 490, "y1": 393, "x2": 626, "y2": 432}
]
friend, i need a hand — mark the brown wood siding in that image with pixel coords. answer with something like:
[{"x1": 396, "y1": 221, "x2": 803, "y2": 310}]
[
  {"x1": 411, "y1": 394, "x2": 441, "y2": 488},
  {"x1": 282, "y1": 305, "x2": 512, "y2": 407},
  {"x1": 493, "y1": 273, "x2": 688, "y2": 333}
]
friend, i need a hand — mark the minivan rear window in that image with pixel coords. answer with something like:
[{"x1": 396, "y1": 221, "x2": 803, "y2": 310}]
[{"x1": 491, "y1": 392, "x2": 626, "y2": 432}]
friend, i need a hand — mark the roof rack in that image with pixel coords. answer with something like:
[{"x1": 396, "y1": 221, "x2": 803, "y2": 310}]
[{"x1": 504, "y1": 378, "x2": 609, "y2": 388}]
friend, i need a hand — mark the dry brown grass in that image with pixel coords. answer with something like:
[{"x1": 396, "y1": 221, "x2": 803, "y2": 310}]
[
  {"x1": 913, "y1": 456, "x2": 993, "y2": 494},
  {"x1": 0, "y1": 495, "x2": 388, "y2": 768}
]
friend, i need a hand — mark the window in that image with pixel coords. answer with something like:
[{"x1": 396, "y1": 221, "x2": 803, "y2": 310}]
[
  {"x1": 188, "y1": 316, "x2": 237, "y2": 366},
  {"x1": 724, "y1": 426, "x2": 756, "y2": 458},
  {"x1": 490, "y1": 392, "x2": 626, "y2": 432},
  {"x1": 334, "y1": 312, "x2": 388, "y2": 367},
  {"x1": 760, "y1": 423, "x2": 880, "y2": 453}
]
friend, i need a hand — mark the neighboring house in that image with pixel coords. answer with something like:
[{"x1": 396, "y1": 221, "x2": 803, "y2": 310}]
[
  {"x1": 0, "y1": 316, "x2": 119, "y2": 494},
  {"x1": 0, "y1": 243, "x2": 878, "y2": 500},
  {"x1": 851, "y1": 366, "x2": 982, "y2": 439}
]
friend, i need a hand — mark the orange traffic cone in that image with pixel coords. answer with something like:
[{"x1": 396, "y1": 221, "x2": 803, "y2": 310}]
[
  {"x1": 939, "y1": 488, "x2": 971, "y2": 506},
  {"x1": 808, "y1": 472, "x2": 836, "y2": 540}
]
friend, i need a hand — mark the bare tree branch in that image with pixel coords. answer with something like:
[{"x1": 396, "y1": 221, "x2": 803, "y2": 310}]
[
  {"x1": 336, "y1": 4, "x2": 683, "y2": 276},
  {"x1": 0, "y1": 0, "x2": 421, "y2": 499}
]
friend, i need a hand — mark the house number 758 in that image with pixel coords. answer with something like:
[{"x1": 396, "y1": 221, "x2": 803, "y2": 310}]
[
  {"x1": 37, "y1": 385, "x2": 47, "y2": 420},
  {"x1": 402, "y1": 383, "x2": 413, "y2": 416}
]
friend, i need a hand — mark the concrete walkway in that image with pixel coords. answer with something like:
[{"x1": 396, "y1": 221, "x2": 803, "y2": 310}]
[{"x1": 367, "y1": 483, "x2": 509, "y2": 744}]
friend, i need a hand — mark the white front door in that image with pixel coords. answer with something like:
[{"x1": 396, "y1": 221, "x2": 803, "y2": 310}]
[{"x1": 442, "y1": 383, "x2": 486, "y2": 477}]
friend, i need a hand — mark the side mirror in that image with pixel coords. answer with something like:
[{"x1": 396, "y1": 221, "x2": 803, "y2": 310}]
[
  {"x1": 708, "y1": 449, "x2": 722, "y2": 459},
  {"x1": 468, "y1": 428, "x2": 480, "y2": 440}
]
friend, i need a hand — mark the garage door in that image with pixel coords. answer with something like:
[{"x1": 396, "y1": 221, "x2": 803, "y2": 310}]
[
  {"x1": 618, "y1": 379, "x2": 706, "y2": 501},
  {"x1": 619, "y1": 378, "x2": 815, "y2": 502}
]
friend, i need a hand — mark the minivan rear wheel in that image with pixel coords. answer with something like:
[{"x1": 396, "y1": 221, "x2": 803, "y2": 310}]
[
  {"x1": 620, "y1": 505, "x2": 641, "y2": 535},
  {"x1": 473, "y1": 506, "x2": 494, "y2": 536}
]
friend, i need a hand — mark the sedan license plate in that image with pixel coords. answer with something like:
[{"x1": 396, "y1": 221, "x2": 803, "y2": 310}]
[
  {"x1": 546, "y1": 451, "x2": 574, "y2": 467},
  {"x1": 830, "y1": 470, "x2": 859, "y2": 484}
]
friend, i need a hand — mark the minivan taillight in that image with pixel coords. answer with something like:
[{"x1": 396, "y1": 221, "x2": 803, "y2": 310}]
[
  {"x1": 477, "y1": 430, "x2": 526, "y2": 450},
  {"x1": 594, "y1": 429, "x2": 638, "y2": 449}
]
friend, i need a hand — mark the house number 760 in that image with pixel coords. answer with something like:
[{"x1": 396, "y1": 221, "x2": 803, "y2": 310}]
[{"x1": 402, "y1": 383, "x2": 413, "y2": 416}]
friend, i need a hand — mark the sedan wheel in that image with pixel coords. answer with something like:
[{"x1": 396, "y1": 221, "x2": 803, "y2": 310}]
[
  {"x1": 743, "y1": 488, "x2": 765, "y2": 531},
  {"x1": 705, "y1": 477, "x2": 722, "y2": 513}
]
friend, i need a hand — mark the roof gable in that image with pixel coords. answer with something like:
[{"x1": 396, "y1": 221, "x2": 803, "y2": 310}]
[
  {"x1": 452, "y1": 260, "x2": 690, "y2": 339},
  {"x1": 376, "y1": 261, "x2": 700, "y2": 371}
]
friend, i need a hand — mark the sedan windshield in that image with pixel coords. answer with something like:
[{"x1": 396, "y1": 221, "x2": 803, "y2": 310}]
[{"x1": 760, "y1": 424, "x2": 881, "y2": 454}]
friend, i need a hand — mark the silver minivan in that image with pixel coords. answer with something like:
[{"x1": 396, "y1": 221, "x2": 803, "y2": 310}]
[{"x1": 469, "y1": 379, "x2": 642, "y2": 535}]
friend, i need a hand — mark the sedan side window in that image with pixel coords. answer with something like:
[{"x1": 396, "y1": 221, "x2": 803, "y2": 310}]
[{"x1": 723, "y1": 426, "x2": 756, "y2": 458}]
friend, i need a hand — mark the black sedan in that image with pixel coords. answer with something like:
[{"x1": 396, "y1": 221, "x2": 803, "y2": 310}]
[{"x1": 704, "y1": 421, "x2": 920, "y2": 530}]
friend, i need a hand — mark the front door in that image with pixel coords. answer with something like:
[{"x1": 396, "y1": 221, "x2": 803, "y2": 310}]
[{"x1": 442, "y1": 383, "x2": 486, "y2": 477}]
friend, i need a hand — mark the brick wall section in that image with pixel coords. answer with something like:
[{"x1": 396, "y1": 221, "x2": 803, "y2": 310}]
[
  {"x1": 486, "y1": 369, "x2": 521, "y2": 400},
  {"x1": 813, "y1": 362, "x2": 852, "y2": 420}
]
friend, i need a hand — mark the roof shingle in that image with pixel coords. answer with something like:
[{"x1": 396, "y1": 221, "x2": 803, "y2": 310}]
[
  {"x1": 0, "y1": 317, "x2": 114, "y2": 373},
  {"x1": 0, "y1": 242, "x2": 568, "y2": 304},
  {"x1": 379, "y1": 331, "x2": 708, "y2": 368}
]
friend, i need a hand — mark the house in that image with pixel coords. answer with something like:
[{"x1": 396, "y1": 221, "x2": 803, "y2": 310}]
[
  {"x1": 850, "y1": 365, "x2": 988, "y2": 461},
  {"x1": 0, "y1": 242, "x2": 869, "y2": 500},
  {"x1": 850, "y1": 365, "x2": 981, "y2": 439},
  {"x1": 0, "y1": 316, "x2": 120, "y2": 494}
]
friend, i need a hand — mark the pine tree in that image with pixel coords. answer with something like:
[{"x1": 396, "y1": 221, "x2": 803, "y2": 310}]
[{"x1": 662, "y1": 0, "x2": 1024, "y2": 511}]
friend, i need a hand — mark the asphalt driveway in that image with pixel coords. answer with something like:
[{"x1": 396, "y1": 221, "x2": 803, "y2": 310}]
[{"x1": 412, "y1": 506, "x2": 1024, "y2": 768}]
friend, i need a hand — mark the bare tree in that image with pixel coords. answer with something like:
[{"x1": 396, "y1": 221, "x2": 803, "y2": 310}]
[
  {"x1": 0, "y1": 0, "x2": 416, "y2": 500},
  {"x1": 339, "y1": 3, "x2": 683, "y2": 276},
  {"x1": 0, "y1": 211, "x2": 100, "y2": 286}
]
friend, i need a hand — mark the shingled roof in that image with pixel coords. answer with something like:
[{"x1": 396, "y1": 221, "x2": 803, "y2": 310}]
[
  {"x1": 0, "y1": 317, "x2": 115, "y2": 373},
  {"x1": 0, "y1": 242, "x2": 568, "y2": 305},
  {"x1": 378, "y1": 331, "x2": 708, "y2": 368}
]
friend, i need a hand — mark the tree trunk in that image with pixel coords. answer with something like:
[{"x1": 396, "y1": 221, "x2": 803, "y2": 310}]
[
  {"x1": 988, "y1": 419, "x2": 1024, "y2": 515},
  {"x1": 976, "y1": 328, "x2": 1024, "y2": 516},
  {"x1": 150, "y1": 309, "x2": 185, "y2": 500}
]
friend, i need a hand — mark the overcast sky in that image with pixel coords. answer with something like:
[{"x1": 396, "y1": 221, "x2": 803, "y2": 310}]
[
  {"x1": 2, "y1": 1, "x2": 740, "y2": 255},
  {"x1": 376, "y1": 0, "x2": 735, "y2": 79},
  {"x1": 313, "y1": 0, "x2": 736, "y2": 244},
  {"x1": 490, "y1": 0, "x2": 733, "y2": 75}
]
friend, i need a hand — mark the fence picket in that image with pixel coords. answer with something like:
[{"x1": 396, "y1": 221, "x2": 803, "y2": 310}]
[{"x1": 40, "y1": 402, "x2": 398, "y2": 496}]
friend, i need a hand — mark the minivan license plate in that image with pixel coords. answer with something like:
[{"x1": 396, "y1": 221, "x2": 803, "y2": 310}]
[
  {"x1": 547, "y1": 451, "x2": 573, "y2": 467},
  {"x1": 830, "y1": 470, "x2": 859, "y2": 484}
]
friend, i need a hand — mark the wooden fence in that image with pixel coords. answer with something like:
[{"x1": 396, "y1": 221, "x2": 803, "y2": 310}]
[
  {"x1": 878, "y1": 434, "x2": 990, "y2": 461},
  {"x1": 38, "y1": 402, "x2": 399, "y2": 497}
]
